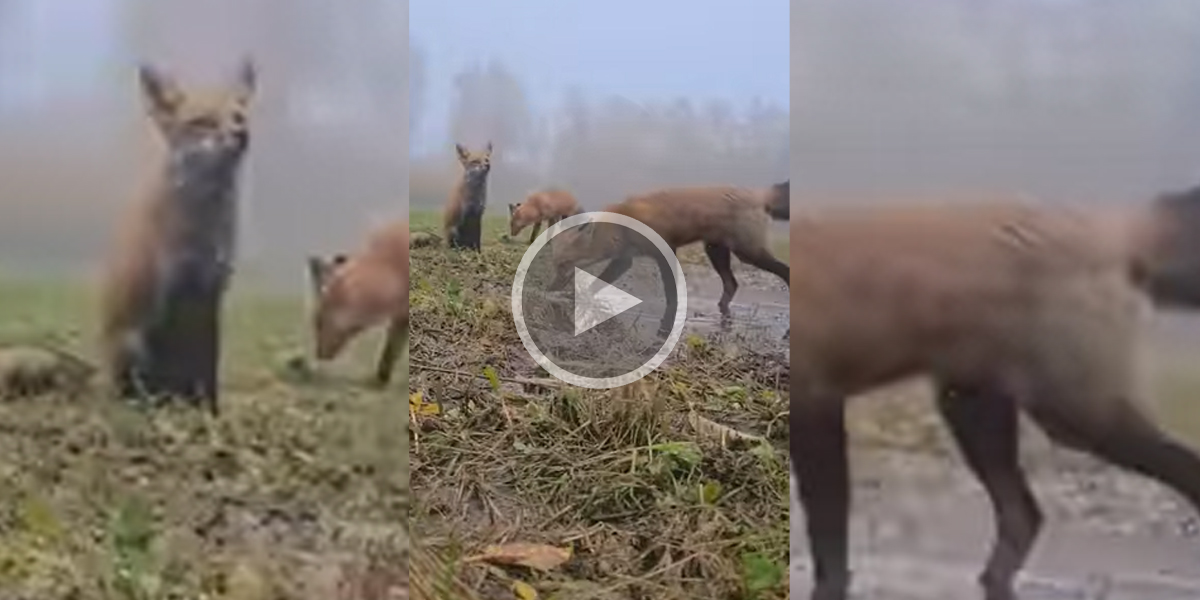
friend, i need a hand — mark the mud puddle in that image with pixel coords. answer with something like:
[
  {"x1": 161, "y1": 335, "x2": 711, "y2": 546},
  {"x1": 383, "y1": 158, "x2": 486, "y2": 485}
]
[{"x1": 680, "y1": 265, "x2": 790, "y2": 347}]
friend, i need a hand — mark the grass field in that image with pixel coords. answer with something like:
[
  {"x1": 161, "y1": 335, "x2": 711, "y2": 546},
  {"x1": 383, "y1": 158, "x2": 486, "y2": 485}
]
[
  {"x1": 0, "y1": 276, "x2": 408, "y2": 599},
  {"x1": 407, "y1": 210, "x2": 790, "y2": 600}
]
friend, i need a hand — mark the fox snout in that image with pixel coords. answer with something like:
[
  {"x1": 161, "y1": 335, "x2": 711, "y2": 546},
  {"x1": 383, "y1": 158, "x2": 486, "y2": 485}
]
[
  {"x1": 313, "y1": 324, "x2": 353, "y2": 362},
  {"x1": 312, "y1": 309, "x2": 362, "y2": 362}
]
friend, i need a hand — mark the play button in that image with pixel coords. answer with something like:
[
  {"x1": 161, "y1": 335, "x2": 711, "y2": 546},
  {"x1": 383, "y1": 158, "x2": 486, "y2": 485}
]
[
  {"x1": 511, "y1": 211, "x2": 688, "y2": 389},
  {"x1": 573, "y1": 267, "x2": 643, "y2": 335}
]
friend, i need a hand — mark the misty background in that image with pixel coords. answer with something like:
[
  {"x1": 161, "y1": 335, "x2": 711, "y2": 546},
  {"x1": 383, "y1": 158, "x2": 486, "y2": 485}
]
[
  {"x1": 0, "y1": 0, "x2": 410, "y2": 287},
  {"x1": 408, "y1": 0, "x2": 790, "y2": 215},
  {"x1": 791, "y1": 0, "x2": 1200, "y2": 205}
]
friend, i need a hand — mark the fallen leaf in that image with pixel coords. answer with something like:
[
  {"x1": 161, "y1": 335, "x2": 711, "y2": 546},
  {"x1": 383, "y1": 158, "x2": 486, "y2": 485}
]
[
  {"x1": 466, "y1": 543, "x2": 572, "y2": 572},
  {"x1": 512, "y1": 579, "x2": 538, "y2": 600},
  {"x1": 409, "y1": 391, "x2": 440, "y2": 416},
  {"x1": 482, "y1": 365, "x2": 501, "y2": 392}
]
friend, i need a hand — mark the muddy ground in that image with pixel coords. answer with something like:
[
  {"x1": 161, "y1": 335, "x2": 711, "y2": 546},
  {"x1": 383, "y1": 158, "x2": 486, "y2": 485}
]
[{"x1": 789, "y1": 378, "x2": 1200, "y2": 599}]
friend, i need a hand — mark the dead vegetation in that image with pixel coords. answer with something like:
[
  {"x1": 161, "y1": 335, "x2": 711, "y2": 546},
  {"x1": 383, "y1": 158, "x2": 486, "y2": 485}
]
[
  {"x1": 0, "y1": 280, "x2": 409, "y2": 600},
  {"x1": 407, "y1": 211, "x2": 789, "y2": 600}
]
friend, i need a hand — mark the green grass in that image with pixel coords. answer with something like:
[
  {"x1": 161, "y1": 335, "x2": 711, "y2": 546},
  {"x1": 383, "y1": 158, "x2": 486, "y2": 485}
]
[
  {"x1": 407, "y1": 209, "x2": 790, "y2": 600},
  {"x1": 0, "y1": 277, "x2": 408, "y2": 599}
]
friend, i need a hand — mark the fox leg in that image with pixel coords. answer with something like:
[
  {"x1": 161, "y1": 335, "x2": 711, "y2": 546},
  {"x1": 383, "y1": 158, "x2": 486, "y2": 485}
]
[
  {"x1": 704, "y1": 243, "x2": 738, "y2": 324},
  {"x1": 650, "y1": 249, "x2": 680, "y2": 337},
  {"x1": 371, "y1": 316, "x2": 408, "y2": 388},
  {"x1": 732, "y1": 247, "x2": 790, "y2": 338},
  {"x1": 144, "y1": 254, "x2": 226, "y2": 410},
  {"x1": 792, "y1": 393, "x2": 850, "y2": 600},
  {"x1": 528, "y1": 221, "x2": 542, "y2": 245},
  {"x1": 935, "y1": 380, "x2": 1041, "y2": 600}
]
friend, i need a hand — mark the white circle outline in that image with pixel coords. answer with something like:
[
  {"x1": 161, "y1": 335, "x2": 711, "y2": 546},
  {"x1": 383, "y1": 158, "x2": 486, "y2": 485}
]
[{"x1": 511, "y1": 211, "x2": 688, "y2": 389}]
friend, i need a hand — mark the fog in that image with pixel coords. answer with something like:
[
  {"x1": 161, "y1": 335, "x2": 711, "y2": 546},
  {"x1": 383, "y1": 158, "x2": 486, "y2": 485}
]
[
  {"x1": 791, "y1": 0, "x2": 1200, "y2": 205},
  {"x1": 0, "y1": 0, "x2": 410, "y2": 287},
  {"x1": 408, "y1": 0, "x2": 789, "y2": 214}
]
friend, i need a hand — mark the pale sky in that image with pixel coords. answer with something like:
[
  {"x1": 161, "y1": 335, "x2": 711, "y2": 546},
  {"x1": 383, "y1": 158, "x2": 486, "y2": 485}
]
[{"x1": 409, "y1": 0, "x2": 790, "y2": 149}]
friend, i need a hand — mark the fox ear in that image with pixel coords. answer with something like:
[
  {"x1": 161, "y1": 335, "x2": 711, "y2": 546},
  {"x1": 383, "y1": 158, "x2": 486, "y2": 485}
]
[
  {"x1": 484, "y1": 141, "x2": 493, "y2": 157},
  {"x1": 233, "y1": 57, "x2": 257, "y2": 103},
  {"x1": 455, "y1": 143, "x2": 469, "y2": 162},
  {"x1": 138, "y1": 62, "x2": 183, "y2": 121},
  {"x1": 306, "y1": 256, "x2": 330, "y2": 295},
  {"x1": 508, "y1": 203, "x2": 519, "y2": 215}
]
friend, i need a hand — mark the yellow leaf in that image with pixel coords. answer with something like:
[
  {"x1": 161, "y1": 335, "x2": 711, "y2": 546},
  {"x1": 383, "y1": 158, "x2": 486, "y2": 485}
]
[
  {"x1": 700, "y1": 480, "x2": 722, "y2": 505},
  {"x1": 512, "y1": 580, "x2": 538, "y2": 600},
  {"x1": 409, "y1": 391, "x2": 441, "y2": 416},
  {"x1": 466, "y1": 542, "x2": 572, "y2": 572}
]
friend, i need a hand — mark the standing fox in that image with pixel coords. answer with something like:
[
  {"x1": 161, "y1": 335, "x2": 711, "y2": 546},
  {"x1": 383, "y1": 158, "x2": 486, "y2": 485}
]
[
  {"x1": 307, "y1": 219, "x2": 410, "y2": 387},
  {"x1": 550, "y1": 180, "x2": 789, "y2": 333},
  {"x1": 99, "y1": 59, "x2": 257, "y2": 414},
  {"x1": 508, "y1": 188, "x2": 582, "y2": 244},
  {"x1": 443, "y1": 142, "x2": 492, "y2": 251},
  {"x1": 788, "y1": 188, "x2": 1200, "y2": 600}
]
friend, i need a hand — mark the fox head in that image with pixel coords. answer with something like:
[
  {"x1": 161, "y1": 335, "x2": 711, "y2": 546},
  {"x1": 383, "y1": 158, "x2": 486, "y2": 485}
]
[
  {"x1": 548, "y1": 221, "x2": 621, "y2": 290},
  {"x1": 138, "y1": 59, "x2": 257, "y2": 186},
  {"x1": 306, "y1": 254, "x2": 349, "y2": 299},
  {"x1": 1139, "y1": 186, "x2": 1200, "y2": 305},
  {"x1": 508, "y1": 199, "x2": 540, "y2": 236},
  {"x1": 305, "y1": 253, "x2": 372, "y2": 361},
  {"x1": 455, "y1": 142, "x2": 492, "y2": 185}
]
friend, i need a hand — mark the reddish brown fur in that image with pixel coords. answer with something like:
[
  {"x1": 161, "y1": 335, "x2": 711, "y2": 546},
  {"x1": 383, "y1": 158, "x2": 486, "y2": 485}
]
[
  {"x1": 508, "y1": 188, "x2": 581, "y2": 243},
  {"x1": 99, "y1": 61, "x2": 255, "y2": 408},
  {"x1": 787, "y1": 194, "x2": 1200, "y2": 600},
  {"x1": 442, "y1": 142, "x2": 492, "y2": 250},
  {"x1": 551, "y1": 183, "x2": 790, "y2": 320},
  {"x1": 308, "y1": 219, "x2": 410, "y2": 387}
]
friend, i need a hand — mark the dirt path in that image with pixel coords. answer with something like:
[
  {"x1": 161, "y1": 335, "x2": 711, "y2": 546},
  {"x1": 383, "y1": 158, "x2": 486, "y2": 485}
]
[{"x1": 790, "y1": 448, "x2": 1200, "y2": 599}]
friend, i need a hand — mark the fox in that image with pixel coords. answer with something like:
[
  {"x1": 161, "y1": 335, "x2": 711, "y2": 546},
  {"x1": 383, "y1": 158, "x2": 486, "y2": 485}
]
[
  {"x1": 98, "y1": 59, "x2": 257, "y2": 415},
  {"x1": 443, "y1": 142, "x2": 492, "y2": 251},
  {"x1": 549, "y1": 181, "x2": 790, "y2": 333},
  {"x1": 508, "y1": 188, "x2": 582, "y2": 244},
  {"x1": 306, "y1": 219, "x2": 410, "y2": 387},
  {"x1": 788, "y1": 189, "x2": 1200, "y2": 600}
]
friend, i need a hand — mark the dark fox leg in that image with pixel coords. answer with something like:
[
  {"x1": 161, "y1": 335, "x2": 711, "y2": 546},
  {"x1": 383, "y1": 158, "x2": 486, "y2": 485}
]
[
  {"x1": 1026, "y1": 399, "x2": 1200, "y2": 527},
  {"x1": 792, "y1": 395, "x2": 850, "y2": 600},
  {"x1": 446, "y1": 223, "x2": 464, "y2": 249},
  {"x1": 594, "y1": 255, "x2": 633, "y2": 287},
  {"x1": 458, "y1": 212, "x2": 484, "y2": 251},
  {"x1": 649, "y1": 249, "x2": 679, "y2": 337},
  {"x1": 704, "y1": 243, "x2": 737, "y2": 324},
  {"x1": 110, "y1": 329, "x2": 150, "y2": 402},
  {"x1": 936, "y1": 381, "x2": 1043, "y2": 600},
  {"x1": 731, "y1": 247, "x2": 790, "y2": 338},
  {"x1": 143, "y1": 261, "x2": 224, "y2": 412},
  {"x1": 732, "y1": 246, "x2": 789, "y2": 288},
  {"x1": 188, "y1": 290, "x2": 221, "y2": 416},
  {"x1": 528, "y1": 220, "x2": 542, "y2": 245},
  {"x1": 371, "y1": 316, "x2": 408, "y2": 388}
]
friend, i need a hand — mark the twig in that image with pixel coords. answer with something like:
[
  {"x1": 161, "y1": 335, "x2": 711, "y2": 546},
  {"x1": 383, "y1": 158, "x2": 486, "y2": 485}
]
[{"x1": 410, "y1": 361, "x2": 561, "y2": 390}]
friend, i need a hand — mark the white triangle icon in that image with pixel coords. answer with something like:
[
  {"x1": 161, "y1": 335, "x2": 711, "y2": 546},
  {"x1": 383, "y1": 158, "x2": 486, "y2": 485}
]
[{"x1": 573, "y1": 267, "x2": 643, "y2": 336}]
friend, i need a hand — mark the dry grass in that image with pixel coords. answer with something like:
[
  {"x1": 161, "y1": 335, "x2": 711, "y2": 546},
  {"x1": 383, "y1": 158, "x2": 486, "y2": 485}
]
[
  {"x1": 407, "y1": 210, "x2": 789, "y2": 600},
  {"x1": 0, "y1": 277, "x2": 408, "y2": 600}
]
